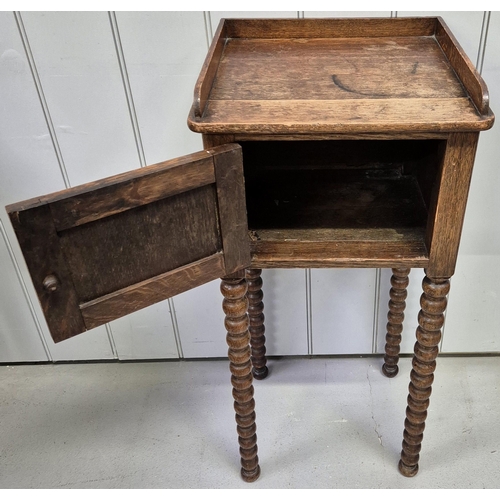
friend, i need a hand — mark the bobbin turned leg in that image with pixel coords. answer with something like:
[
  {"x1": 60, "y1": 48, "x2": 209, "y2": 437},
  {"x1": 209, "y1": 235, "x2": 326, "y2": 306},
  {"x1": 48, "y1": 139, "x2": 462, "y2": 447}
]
[
  {"x1": 399, "y1": 274, "x2": 450, "y2": 477},
  {"x1": 245, "y1": 269, "x2": 269, "y2": 380},
  {"x1": 382, "y1": 268, "x2": 411, "y2": 378},
  {"x1": 221, "y1": 273, "x2": 260, "y2": 482}
]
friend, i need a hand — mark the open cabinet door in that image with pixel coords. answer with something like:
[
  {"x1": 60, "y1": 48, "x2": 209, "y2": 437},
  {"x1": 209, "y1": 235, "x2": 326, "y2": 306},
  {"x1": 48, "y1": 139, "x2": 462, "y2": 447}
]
[{"x1": 6, "y1": 143, "x2": 250, "y2": 343}]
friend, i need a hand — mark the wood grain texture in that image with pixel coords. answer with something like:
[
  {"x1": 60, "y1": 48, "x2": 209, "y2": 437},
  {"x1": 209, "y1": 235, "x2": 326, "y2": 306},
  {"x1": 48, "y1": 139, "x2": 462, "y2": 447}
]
[
  {"x1": 6, "y1": 150, "x2": 217, "y2": 215},
  {"x1": 249, "y1": 237, "x2": 429, "y2": 269},
  {"x1": 203, "y1": 134, "x2": 235, "y2": 148},
  {"x1": 212, "y1": 144, "x2": 251, "y2": 274},
  {"x1": 382, "y1": 268, "x2": 411, "y2": 378},
  {"x1": 192, "y1": 98, "x2": 491, "y2": 135},
  {"x1": 223, "y1": 17, "x2": 437, "y2": 39},
  {"x1": 399, "y1": 275, "x2": 450, "y2": 477},
  {"x1": 245, "y1": 269, "x2": 268, "y2": 379},
  {"x1": 220, "y1": 276, "x2": 260, "y2": 482},
  {"x1": 49, "y1": 158, "x2": 215, "y2": 231},
  {"x1": 188, "y1": 18, "x2": 494, "y2": 135},
  {"x1": 234, "y1": 133, "x2": 450, "y2": 141},
  {"x1": 210, "y1": 38, "x2": 465, "y2": 102},
  {"x1": 426, "y1": 133, "x2": 479, "y2": 278},
  {"x1": 192, "y1": 19, "x2": 227, "y2": 118},
  {"x1": 59, "y1": 184, "x2": 221, "y2": 302},
  {"x1": 81, "y1": 254, "x2": 226, "y2": 329},
  {"x1": 8, "y1": 205, "x2": 86, "y2": 343},
  {"x1": 435, "y1": 17, "x2": 490, "y2": 115},
  {"x1": 7, "y1": 144, "x2": 249, "y2": 343}
]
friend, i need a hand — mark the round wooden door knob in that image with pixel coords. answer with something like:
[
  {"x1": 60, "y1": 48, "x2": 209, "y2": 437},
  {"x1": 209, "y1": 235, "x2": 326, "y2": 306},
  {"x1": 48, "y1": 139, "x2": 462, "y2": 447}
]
[{"x1": 43, "y1": 274, "x2": 59, "y2": 292}]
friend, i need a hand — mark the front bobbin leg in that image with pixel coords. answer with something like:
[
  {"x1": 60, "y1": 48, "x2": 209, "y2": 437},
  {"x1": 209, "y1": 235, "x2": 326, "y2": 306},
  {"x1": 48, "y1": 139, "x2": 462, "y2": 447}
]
[
  {"x1": 382, "y1": 268, "x2": 411, "y2": 378},
  {"x1": 398, "y1": 274, "x2": 450, "y2": 477},
  {"x1": 221, "y1": 273, "x2": 261, "y2": 482},
  {"x1": 245, "y1": 269, "x2": 269, "y2": 380}
]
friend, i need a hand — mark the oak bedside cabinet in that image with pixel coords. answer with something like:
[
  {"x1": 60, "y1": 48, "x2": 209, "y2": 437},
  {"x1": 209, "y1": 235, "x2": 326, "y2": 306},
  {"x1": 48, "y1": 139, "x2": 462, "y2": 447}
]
[{"x1": 6, "y1": 17, "x2": 494, "y2": 482}]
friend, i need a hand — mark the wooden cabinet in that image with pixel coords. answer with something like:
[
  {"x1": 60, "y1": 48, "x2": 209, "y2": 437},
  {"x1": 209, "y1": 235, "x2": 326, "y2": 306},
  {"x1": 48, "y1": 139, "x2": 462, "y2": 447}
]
[{"x1": 5, "y1": 17, "x2": 494, "y2": 482}]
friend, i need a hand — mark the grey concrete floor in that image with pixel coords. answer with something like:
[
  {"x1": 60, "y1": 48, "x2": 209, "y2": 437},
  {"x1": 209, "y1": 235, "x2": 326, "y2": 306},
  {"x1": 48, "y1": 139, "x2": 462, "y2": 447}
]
[{"x1": 0, "y1": 356, "x2": 499, "y2": 488}]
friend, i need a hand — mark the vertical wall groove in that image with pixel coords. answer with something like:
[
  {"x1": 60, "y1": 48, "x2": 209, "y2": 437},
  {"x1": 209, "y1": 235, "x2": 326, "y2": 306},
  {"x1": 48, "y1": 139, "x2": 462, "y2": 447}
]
[
  {"x1": 164, "y1": 150, "x2": 182, "y2": 347},
  {"x1": 109, "y1": 12, "x2": 147, "y2": 168},
  {"x1": 14, "y1": 12, "x2": 71, "y2": 190},
  {"x1": 305, "y1": 269, "x2": 313, "y2": 355},
  {"x1": 372, "y1": 269, "x2": 382, "y2": 353},
  {"x1": 109, "y1": 11, "x2": 183, "y2": 359},
  {"x1": 169, "y1": 300, "x2": 184, "y2": 358},
  {"x1": 476, "y1": 11, "x2": 491, "y2": 74},
  {"x1": 204, "y1": 11, "x2": 213, "y2": 46}
]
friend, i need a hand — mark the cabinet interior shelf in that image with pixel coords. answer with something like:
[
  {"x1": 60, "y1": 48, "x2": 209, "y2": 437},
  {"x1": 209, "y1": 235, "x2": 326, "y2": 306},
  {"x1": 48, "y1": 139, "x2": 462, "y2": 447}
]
[{"x1": 242, "y1": 139, "x2": 443, "y2": 268}]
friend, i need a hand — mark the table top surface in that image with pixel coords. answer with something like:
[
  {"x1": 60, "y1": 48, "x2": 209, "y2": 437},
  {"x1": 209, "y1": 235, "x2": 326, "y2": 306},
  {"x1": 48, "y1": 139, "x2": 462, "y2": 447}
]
[{"x1": 188, "y1": 18, "x2": 494, "y2": 135}]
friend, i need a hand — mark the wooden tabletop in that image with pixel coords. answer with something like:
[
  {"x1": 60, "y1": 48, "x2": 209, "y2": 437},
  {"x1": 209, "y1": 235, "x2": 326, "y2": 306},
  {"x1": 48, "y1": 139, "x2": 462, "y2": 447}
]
[{"x1": 188, "y1": 18, "x2": 494, "y2": 135}]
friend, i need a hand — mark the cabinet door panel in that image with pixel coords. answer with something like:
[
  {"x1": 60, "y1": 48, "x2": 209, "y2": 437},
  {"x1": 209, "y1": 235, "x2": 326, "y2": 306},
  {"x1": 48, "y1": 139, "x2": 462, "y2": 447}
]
[{"x1": 6, "y1": 144, "x2": 249, "y2": 343}]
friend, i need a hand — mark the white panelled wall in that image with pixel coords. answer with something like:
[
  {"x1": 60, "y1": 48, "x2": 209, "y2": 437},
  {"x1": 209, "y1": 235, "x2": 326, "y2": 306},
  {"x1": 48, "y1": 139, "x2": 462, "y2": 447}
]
[{"x1": 0, "y1": 11, "x2": 499, "y2": 363}]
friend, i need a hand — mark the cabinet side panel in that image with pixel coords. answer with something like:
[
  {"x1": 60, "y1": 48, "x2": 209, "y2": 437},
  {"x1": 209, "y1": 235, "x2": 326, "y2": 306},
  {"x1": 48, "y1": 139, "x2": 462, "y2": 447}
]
[
  {"x1": 426, "y1": 132, "x2": 479, "y2": 278},
  {"x1": 213, "y1": 147, "x2": 251, "y2": 274}
]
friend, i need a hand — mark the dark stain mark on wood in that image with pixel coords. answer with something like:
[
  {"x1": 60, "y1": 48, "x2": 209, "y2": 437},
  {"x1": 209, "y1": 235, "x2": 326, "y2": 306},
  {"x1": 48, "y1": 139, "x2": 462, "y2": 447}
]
[
  {"x1": 249, "y1": 230, "x2": 260, "y2": 241},
  {"x1": 331, "y1": 74, "x2": 387, "y2": 97},
  {"x1": 411, "y1": 62, "x2": 419, "y2": 74}
]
